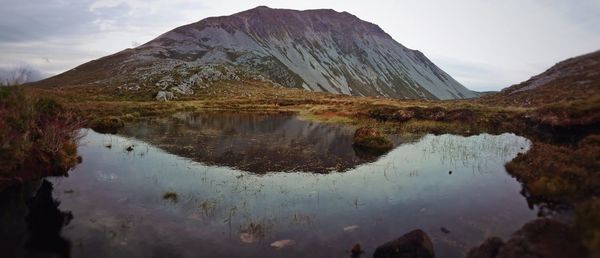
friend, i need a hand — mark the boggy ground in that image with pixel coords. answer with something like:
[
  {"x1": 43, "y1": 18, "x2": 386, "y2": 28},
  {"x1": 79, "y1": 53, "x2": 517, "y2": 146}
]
[{"x1": 22, "y1": 80, "x2": 600, "y2": 256}]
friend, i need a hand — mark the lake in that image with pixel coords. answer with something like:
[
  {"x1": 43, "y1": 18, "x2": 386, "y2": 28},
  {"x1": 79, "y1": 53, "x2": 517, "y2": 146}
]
[{"x1": 0, "y1": 112, "x2": 538, "y2": 258}]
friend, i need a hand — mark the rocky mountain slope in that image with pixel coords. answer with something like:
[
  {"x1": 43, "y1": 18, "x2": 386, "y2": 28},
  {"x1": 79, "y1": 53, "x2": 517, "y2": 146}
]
[
  {"x1": 34, "y1": 6, "x2": 477, "y2": 100},
  {"x1": 485, "y1": 50, "x2": 600, "y2": 106}
]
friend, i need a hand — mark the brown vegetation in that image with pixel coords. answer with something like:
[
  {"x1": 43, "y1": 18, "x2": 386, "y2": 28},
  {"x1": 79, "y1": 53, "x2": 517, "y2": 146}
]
[
  {"x1": 0, "y1": 87, "x2": 83, "y2": 190},
  {"x1": 506, "y1": 135, "x2": 600, "y2": 204},
  {"x1": 506, "y1": 135, "x2": 600, "y2": 254},
  {"x1": 89, "y1": 116, "x2": 124, "y2": 134},
  {"x1": 352, "y1": 127, "x2": 393, "y2": 152}
]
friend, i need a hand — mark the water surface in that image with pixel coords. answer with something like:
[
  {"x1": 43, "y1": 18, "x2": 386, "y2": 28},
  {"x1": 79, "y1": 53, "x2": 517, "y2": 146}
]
[
  {"x1": 118, "y1": 112, "x2": 401, "y2": 173},
  {"x1": 0, "y1": 113, "x2": 537, "y2": 258}
]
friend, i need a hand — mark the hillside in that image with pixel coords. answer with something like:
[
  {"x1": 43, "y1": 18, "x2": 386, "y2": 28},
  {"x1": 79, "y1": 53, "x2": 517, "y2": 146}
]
[
  {"x1": 32, "y1": 6, "x2": 477, "y2": 100},
  {"x1": 485, "y1": 50, "x2": 600, "y2": 107}
]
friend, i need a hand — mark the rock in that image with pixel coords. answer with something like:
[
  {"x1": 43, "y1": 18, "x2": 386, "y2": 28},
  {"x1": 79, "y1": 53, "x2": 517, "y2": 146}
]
[
  {"x1": 373, "y1": 229, "x2": 435, "y2": 258},
  {"x1": 440, "y1": 227, "x2": 450, "y2": 234},
  {"x1": 466, "y1": 219, "x2": 588, "y2": 258},
  {"x1": 170, "y1": 86, "x2": 193, "y2": 95},
  {"x1": 352, "y1": 127, "x2": 393, "y2": 152},
  {"x1": 155, "y1": 91, "x2": 176, "y2": 101},
  {"x1": 344, "y1": 225, "x2": 359, "y2": 232},
  {"x1": 239, "y1": 232, "x2": 257, "y2": 243},
  {"x1": 351, "y1": 243, "x2": 363, "y2": 256},
  {"x1": 270, "y1": 239, "x2": 295, "y2": 249},
  {"x1": 466, "y1": 237, "x2": 504, "y2": 258}
]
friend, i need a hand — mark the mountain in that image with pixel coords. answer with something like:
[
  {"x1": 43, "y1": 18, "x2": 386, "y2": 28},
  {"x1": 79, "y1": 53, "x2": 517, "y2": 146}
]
[
  {"x1": 485, "y1": 50, "x2": 600, "y2": 106},
  {"x1": 35, "y1": 6, "x2": 477, "y2": 100}
]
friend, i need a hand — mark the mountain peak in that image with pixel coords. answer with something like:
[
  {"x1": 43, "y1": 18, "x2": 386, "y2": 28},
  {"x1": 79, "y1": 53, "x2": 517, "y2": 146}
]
[
  {"x1": 39, "y1": 7, "x2": 477, "y2": 100},
  {"x1": 241, "y1": 5, "x2": 344, "y2": 15},
  {"x1": 192, "y1": 6, "x2": 385, "y2": 39}
]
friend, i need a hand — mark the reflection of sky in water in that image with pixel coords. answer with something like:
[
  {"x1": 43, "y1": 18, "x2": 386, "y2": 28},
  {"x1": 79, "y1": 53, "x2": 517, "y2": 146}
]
[{"x1": 50, "y1": 130, "x2": 536, "y2": 258}]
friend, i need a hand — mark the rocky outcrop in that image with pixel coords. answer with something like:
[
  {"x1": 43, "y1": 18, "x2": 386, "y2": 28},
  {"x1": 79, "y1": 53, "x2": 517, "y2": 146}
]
[
  {"x1": 373, "y1": 229, "x2": 435, "y2": 258},
  {"x1": 466, "y1": 219, "x2": 589, "y2": 258},
  {"x1": 155, "y1": 91, "x2": 176, "y2": 101}
]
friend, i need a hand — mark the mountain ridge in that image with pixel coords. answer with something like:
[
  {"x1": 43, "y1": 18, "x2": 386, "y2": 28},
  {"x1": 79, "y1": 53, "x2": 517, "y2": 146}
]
[
  {"x1": 484, "y1": 50, "x2": 600, "y2": 106},
  {"x1": 32, "y1": 6, "x2": 477, "y2": 100}
]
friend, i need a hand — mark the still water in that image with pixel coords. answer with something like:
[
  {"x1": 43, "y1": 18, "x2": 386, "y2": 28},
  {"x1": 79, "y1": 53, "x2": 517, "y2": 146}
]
[
  {"x1": 118, "y1": 112, "x2": 403, "y2": 173},
  {"x1": 0, "y1": 113, "x2": 537, "y2": 258}
]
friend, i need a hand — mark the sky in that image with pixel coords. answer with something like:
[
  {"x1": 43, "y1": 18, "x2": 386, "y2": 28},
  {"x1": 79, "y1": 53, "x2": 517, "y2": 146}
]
[{"x1": 1, "y1": 0, "x2": 599, "y2": 91}]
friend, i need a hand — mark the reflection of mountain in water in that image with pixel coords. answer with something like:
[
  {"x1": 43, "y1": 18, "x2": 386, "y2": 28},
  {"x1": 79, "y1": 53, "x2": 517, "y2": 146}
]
[
  {"x1": 0, "y1": 180, "x2": 72, "y2": 258},
  {"x1": 118, "y1": 112, "x2": 400, "y2": 173}
]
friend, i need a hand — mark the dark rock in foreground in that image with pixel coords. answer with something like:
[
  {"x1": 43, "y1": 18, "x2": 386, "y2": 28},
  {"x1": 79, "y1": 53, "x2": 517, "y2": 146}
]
[
  {"x1": 465, "y1": 237, "x2": 504, "y2": 258},
  {"x1": 466, "y1": 219, "x2": 588, "y2": 258},
  {"x1": 373, "y1": 229, "x2": 435, "y2": 258}
]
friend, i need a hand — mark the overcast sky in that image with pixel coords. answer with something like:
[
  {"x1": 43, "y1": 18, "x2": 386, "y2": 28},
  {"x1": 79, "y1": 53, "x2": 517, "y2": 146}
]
[{"x1": 1, "y1": 0, "x2": 599, "y2": 91}]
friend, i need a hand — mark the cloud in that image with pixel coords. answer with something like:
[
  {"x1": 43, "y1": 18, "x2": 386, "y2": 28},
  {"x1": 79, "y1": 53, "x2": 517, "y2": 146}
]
[
  {"x1": 432, "y1": 57, "x2": 523, "y2": 92},
  {"x1": 0, "y1": 0, "x2": 207, "y2": 76},
  {"x1": 0, "y1": 0, "x2": 97, "y2": 43},
  {"x1": 0, "y1": 64, "x2": 47, "y2": 85},
  {"x1": 545, "y1": 0, "x2": 600, "y2": 33}
]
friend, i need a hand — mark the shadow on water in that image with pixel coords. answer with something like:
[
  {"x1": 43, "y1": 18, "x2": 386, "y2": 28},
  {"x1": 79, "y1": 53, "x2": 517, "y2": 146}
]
[
  {"x1": 118, "y1": 112, "x2": 400, "y2": 173},
  {"x1": 0, "y1": 180, "x2": 72, "y2": 258}
]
